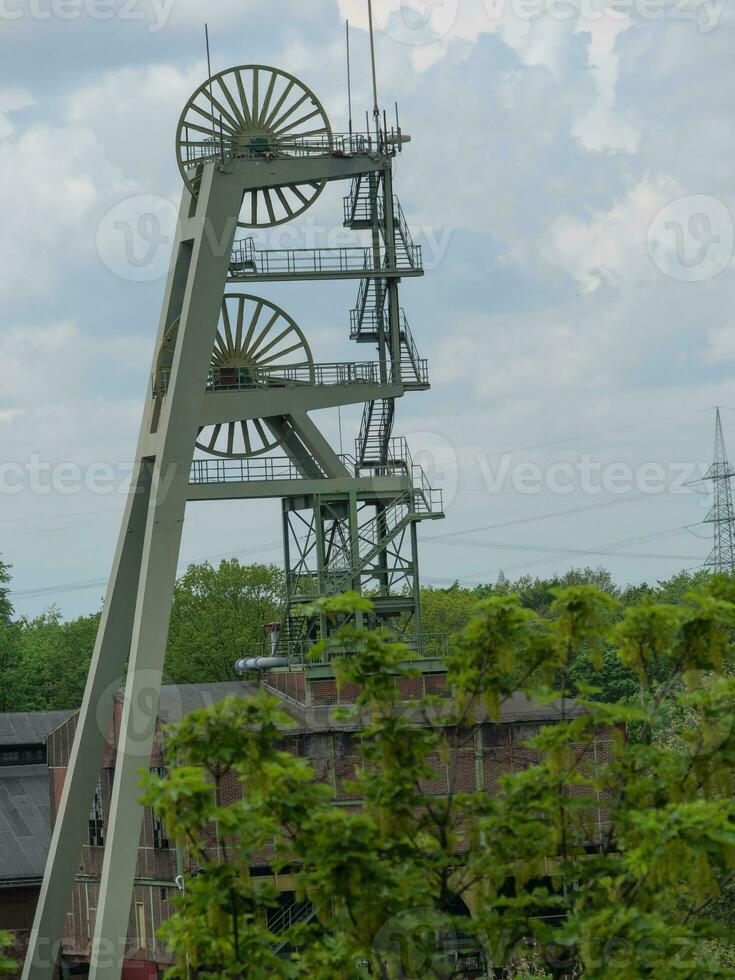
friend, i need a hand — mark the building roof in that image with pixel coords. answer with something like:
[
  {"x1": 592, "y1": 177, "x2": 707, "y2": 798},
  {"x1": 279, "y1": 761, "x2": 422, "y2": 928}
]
[
  {"x1": 0, "y1": 764, "x2": 53, "y2": 882},
  {"x1": 153, "y1": 683, "x2": 586, "y2": 733},
  {"x1": 0, "y1": 710, "x2": 75, "y2": 747},
  {"x1": 157, "y1": 681, "x2": 263, "y2": 723}
]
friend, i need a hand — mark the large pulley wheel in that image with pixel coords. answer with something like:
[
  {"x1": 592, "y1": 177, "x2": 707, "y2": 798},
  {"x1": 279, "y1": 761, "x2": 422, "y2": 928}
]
[
  {"x1": 156, "y1": 294, "x2": 314, "y2": 459},
  {"x1": 176, "y1": 65, "x2": 332, "y2": 228}
]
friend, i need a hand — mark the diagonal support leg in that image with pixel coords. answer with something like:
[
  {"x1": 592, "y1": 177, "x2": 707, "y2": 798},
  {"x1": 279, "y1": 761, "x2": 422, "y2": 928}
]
[
  {"x1": 24, "y1": 161, "x2": 242, "y2": 980},
  {"x1": 21, "y1": 461, "x2": 152, "y2": 980},
  {"x1": 86, "y1": 164, "x2": 242, "y2": 980}
]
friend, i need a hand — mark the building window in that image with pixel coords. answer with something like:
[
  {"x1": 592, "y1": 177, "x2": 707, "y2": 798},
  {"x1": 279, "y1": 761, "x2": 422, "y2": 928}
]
[
  {"x1": 135, "y1": 902, "x2": 147, "y2": 951},
  {"x1": 150, "y1": 768, "x2": 169, "y2": 849},
  {"x1": 0, "y1": 743, "x2": 46, "y2": 766},
  {"x1": 89, "y1": 776, "x2": 104, "y2": 847}
]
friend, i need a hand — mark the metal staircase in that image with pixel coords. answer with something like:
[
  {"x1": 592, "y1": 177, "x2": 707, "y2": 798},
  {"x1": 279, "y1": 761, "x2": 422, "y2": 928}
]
[
  {"x1": 343, "y1": 178, "x2": 418, "y2": 261},
  {"x1": 357, "y1": 398, "x2": 395, "y2": 466},
  {"x1": 347, "y1": 206, "x2": 428, "y2": 392},
  {"x1": 351, "y1": 276, "x2": 388, "y2": 339},
  {"x1": 268, "y1": 898, "x2": 316, "y2": 956}
]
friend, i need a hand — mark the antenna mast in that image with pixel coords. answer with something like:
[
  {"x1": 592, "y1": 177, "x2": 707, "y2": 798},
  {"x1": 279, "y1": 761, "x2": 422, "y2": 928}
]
[
  {"x1": 346, "y1": 19, "x2": 353, "y2": 137},
  {"x1": 367, "y1": 0, "x2": 380, "y2": 121},
  {"x1": 204, "y1": 23, "x2": 217, "y2": 144}
]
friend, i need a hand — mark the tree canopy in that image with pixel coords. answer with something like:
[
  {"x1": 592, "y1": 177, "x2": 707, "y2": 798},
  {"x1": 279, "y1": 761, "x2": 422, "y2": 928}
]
[
  {"x1": 164, "y1": 560, "x2": 284, "y2": 684},
  {"x1": 144, "y1": 579, "x2": 735, "y2": 978}
]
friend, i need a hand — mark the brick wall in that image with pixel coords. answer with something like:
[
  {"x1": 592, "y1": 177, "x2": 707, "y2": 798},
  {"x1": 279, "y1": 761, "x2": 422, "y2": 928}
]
[{"x1": 48, "y1": 678, "x2": 613, "y2": 970}]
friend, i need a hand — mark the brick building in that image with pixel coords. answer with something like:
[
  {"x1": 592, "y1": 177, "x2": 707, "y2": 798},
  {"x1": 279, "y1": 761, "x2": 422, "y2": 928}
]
[{"x1": 39, "y1": 666, "x2": 611, "y2": 976}]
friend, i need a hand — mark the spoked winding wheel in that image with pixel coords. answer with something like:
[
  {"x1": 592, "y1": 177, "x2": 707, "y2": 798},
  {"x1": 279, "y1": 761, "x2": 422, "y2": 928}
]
[
  {"x1": 157, "y1": 294, "x2": 314, "y2": 459},
  {"x1": 176, "y1": 65, "x2": 332, "y2": 227}
]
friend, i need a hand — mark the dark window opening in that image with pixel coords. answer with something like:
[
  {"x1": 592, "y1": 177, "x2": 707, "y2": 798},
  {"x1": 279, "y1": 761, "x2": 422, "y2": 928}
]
[
  {"x1": 151, "y1": 767, "x2": 169, "y2": 849},
  {"x1": 88, "y1": 776, "x2": 104, "y2": 847},
  {"x1": 0, "y1": 743, "x2": 46, "y2": 766}
]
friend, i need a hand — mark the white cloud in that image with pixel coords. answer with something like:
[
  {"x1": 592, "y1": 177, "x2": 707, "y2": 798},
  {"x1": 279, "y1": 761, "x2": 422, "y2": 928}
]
[
  {"x1": 572, "y1": 13, "x2": 639, "y2": 152},
  {"x1": 0, "y1": 85, "x2": 34, "y2": 139},
  {"x1": 0, "y1": 122, "x2": 130, "y2": 297},
  {"x1": 702, "y1": 325, "x2": 735, "y2": 365},
  {"x1": 0, "y1": 319, "x2": 145, "y2": 465},
  {"x1": 544, "y1": 175, "x2": 683, "y2": 291}
]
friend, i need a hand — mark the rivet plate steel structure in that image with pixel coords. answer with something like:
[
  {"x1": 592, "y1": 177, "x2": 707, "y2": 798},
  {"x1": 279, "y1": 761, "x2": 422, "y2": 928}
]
[{"x1": 23, "y1": 63, "x2": 443, "y2": 978}]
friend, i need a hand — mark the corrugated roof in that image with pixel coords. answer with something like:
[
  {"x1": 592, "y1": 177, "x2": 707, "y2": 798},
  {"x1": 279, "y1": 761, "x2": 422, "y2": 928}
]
[
  {"x1": 0, "y1": 710, "x2": 75, "y2": 747},
  {"x1": 0, "y1": 764, "x2": 52, "y2": 881},
  {"x1": 157, "y1": 682, "x2": 262, "y2": 723}
]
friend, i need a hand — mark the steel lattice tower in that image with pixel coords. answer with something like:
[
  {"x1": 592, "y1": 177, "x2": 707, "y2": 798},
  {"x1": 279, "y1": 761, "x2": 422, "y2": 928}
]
[
  {"x1": 24, "y1": 61, "x2": 443, "y2": 979},
  {"x1": 704, "y1": 408, "x2": 735, "y2": 573}
]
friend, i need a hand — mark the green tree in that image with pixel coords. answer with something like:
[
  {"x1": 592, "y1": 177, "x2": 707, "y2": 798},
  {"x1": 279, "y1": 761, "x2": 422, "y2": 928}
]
[
  {"x1": 0, "y1": 558, "x2": 20, "y2": 712},
  {"x1": 419, "y1": 582, "x2": 480, "y2": 637},
  {"x1": 164, "y1": 560, "x2": 285, "y2": 684},
  {"x1": 7, "y1": 609, "x2": 100, "y2": 711},
  {"x1": 0, "y1": 557, "x2": 12, "y2": 625},
  {"x1": 0, "y1": 933, "x2": 15, "y2": 975},
  {"x1": 144, "y1": 579, "x2": 735, "y2": 978}
]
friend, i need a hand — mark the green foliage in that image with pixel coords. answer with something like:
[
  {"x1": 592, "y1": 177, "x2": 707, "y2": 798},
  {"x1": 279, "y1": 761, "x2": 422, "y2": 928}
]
[
  {"x1": 0, "y1": 932, "x2": 15, "y2": 975},
  {"x1": 0, "y1": 558, "x2": 19, "y2": 713},
  {"x1": 4, "y1": 609, "x2": 101, "y2": 711},
  {"x1": 0, "y1": 559, "x2": 285, "y2": 711},
  {"x1": 143, "y1": 576, "x2": 735, "y2": 977},
  {"x1": 0, "y1": 558, "x2": 13, "y2": 627},
  {"x1": 164, "y1": 561, "x2": 285, "y2": 684}
]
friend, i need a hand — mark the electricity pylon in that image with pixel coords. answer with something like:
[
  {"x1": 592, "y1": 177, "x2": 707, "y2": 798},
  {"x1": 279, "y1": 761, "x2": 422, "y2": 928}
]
[
  {"x1": 24, "y1": 64, "x2": 442, "y2": 979},
  {"x1": 704, "y1": 407, "x2": 735, "y2": 573}
]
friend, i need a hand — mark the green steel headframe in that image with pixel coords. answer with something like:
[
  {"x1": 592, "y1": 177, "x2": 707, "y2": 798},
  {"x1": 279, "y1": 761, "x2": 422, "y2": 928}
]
[{"x1": 23, "y1": 62, "x2": 443, "y2": 979}]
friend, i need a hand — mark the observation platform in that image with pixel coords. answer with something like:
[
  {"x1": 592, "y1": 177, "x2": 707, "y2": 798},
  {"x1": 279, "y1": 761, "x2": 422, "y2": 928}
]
[
  {"x1": 228, "y1": 238, "x2": 423, "y2": 282},
  {"x1": 187, "y1": 453, "x2": 412, "y2": 502},
  {"x1": 181, "y1": 131, "x2": 407, "y2": 169}
]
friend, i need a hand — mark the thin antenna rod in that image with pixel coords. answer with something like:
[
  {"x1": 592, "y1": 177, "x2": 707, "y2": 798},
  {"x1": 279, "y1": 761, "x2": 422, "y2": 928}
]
[
  {"x1": 205, "y1": 23, "x2": 216, "y2": 145},
  {"x1": 346, "y1": 20, "x2": 353, "y2": 138},
  {"x1": 367, "y1": 0, "x2": 379, "y2": 118}
]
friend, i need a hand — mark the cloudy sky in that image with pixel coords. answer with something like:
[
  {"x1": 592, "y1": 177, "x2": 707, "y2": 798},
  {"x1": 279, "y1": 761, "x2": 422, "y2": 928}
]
[{"x1": 0, "y1": 0, "x2": 733, "y2": 618}]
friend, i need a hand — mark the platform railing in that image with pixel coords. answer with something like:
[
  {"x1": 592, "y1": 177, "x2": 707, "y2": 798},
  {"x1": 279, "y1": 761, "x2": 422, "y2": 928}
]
[
  {"x1": 229, "y1": 237, "x2": 422, "y2": 278},
  {"x1": 158, "y1": 360, "x2": 395, "y2": 396},
  {"x1": 189, "y1": 453, "x2": 410, "y2": 486},
  {"x1": 180, "y1": 129, "x2": 405, "y2": 168}
]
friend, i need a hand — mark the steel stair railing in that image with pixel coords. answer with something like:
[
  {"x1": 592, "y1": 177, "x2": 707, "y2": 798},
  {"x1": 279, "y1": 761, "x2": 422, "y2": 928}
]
[
  {"x1": 342, "y1": 181, "x2": 419, "y2": 267},
  {"x1": 357, "y1": 397, "x2": 395, "y2": 465},
  {"x1": 268, "y1": 899, "x2": 316, "y2": 956}
]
